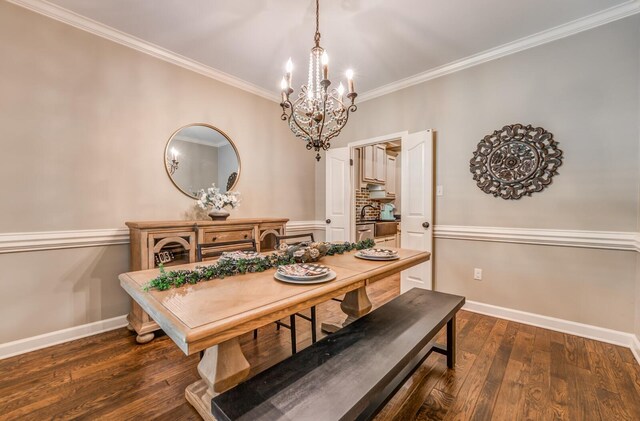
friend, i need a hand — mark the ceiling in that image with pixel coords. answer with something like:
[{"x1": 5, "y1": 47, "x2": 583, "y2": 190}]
[{"x1": 45, "y1": 0, "x2": 632, "y2": 95}]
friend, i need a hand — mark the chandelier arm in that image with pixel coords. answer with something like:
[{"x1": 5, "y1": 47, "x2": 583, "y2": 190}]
[
  {"x1": 280, "y1": 100, "x2": 292, "y2": 121},
  {"x1": 288, "y1": 101, "x2": 315, "y2": 142}
]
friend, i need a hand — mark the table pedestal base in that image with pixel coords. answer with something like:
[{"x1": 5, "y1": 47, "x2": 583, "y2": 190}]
[
  {"x1": 321, "y1": 286, "x2": 372, "y2": 333},
  {"x1": 185, "y1": 337, "x2": 250, "y2": 421}
]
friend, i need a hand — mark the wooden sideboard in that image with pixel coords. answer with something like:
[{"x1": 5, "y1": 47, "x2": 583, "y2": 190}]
[{"x1": 125, "y1": 218, "x2": 288, "y2": 343}]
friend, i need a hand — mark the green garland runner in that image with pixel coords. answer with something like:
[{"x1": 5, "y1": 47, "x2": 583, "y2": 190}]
[{"x1": 145, "y1": 238, "x2": 376, "y2": 291}]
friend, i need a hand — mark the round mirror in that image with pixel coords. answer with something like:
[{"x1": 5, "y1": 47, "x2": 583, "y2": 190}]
[{"x1": 164, "y1": 124, "x2": 241, "y2": 198}]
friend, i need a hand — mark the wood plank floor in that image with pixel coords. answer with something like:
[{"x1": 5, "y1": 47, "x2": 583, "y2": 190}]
[{"x1": 1, "y1": 275, "x2": 639, "y2": 420}]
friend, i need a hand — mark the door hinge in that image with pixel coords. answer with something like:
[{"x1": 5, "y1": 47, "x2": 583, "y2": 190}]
[{"x1": 350, "y1": 159, "x2": 354, "y2": 166}]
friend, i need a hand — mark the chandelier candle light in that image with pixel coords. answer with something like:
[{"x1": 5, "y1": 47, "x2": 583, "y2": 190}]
[{"x1": 279, "y1": 0, "x2": 358, "y2": 161}]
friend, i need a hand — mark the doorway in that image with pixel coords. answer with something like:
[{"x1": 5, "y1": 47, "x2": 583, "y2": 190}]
[{"x1": 325, "y1": 130, "x2": 434, "y2": 291}]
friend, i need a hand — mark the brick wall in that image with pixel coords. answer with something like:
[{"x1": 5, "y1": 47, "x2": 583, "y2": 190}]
[{"x1": 355, "y1": 187, "x2": 379, "y2": 221}]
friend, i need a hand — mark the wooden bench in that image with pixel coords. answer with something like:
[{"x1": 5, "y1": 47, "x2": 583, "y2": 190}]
[{"x1": 211, "y1": 288, "x2": 465, "y2": 421}]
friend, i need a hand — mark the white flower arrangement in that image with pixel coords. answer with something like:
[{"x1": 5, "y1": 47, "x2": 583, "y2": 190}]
[{"x1": 196, "y1": 184, "x2": 241, "y2": 211}]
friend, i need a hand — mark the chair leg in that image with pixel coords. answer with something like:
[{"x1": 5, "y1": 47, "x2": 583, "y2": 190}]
[
  {"x1": 253, "y1": 329, "x2": 258, "y2": 340},
  {"x1": 310, "y1": 306, "x2": 317, "y2": 343},
  {"x1": 290, "y1": 315, "x2": 297, "y2": 354},
  {"x1": 276, "y1": 322, "x2": 281, "y2": 331}
]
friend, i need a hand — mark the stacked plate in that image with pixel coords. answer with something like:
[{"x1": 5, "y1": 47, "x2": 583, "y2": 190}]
[
  {"x1": 355, "y1": 248, "x2": 400, "y2": 261},
  {"x1": 274, "y1": 263, "x2": 336, "y2": 285}
]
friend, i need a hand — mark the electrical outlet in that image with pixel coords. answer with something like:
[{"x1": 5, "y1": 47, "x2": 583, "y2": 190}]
[
  {"x1": 473, "y1": 268, "x2": 482, "y2": 280},
  {"x1": 436, "y1": 185, "x2": 444, "y2": 196}
]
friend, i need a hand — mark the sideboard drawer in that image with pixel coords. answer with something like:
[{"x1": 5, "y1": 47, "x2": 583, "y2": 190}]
[{"x1": 202, "y1": 229, "x2": 253, "y2": 244}]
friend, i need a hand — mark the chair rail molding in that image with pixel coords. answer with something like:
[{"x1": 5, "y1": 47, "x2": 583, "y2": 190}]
[
  {"x1": 0, "y1": 228, "x2": 131, "y2": 254},
  {"x1": 0, "y1": 221, "x2": 326, "y2": 254},
  {"x1": 434, "y1": 225, "x2": 639, "y2": 251},
  {"x1": 6, "y1": 0, "x2": 279, "y2": 102},
  {"x1": 286, "y1": 220, "x2": 326, "y2": 232}
]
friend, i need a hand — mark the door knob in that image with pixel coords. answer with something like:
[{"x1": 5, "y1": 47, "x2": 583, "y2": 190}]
[
  {"x1": 326, "y1": 219, "x2": 332, "y2": 224},
  {"x1": 422, "y1": 222, "x2": 430, "y2": 229}
]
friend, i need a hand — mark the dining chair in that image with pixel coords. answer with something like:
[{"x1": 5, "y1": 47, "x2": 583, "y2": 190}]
[
  {"x1": 274, "y1": 232, "x2": 319, "y2": 345},
  {"x1": 196, "y1": 238, "x2": 299, "y2": 355},
  {"x1": 197, "y1": 238, "x2": 257, "y2": 261}
]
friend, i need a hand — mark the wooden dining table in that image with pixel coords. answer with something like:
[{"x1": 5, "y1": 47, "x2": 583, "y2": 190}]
[{"x1": 119, "y1": 248, "x2": 430, "y2": 421}]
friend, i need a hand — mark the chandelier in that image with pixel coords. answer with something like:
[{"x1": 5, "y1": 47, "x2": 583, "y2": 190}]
[{"x1": 279, "y1": 0, "x2": 357, "y2": 161}]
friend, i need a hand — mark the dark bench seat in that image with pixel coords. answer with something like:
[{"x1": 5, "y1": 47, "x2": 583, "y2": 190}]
[{"x1": 212, "y1": 288, "x2": 465, "y2": 421}]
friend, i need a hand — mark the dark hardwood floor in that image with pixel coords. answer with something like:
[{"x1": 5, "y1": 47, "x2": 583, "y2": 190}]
[{"x1": 1, "y1": 276, "x2": 639, "y2": 420}]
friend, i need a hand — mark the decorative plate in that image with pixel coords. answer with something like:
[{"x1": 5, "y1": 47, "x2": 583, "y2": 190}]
[
  {"x1": 277, "y1": 263, "x2": 331, "y2": 280},
  {"x1": 469, "y1": 124, "x2": 563, "y2": 199},
  {"x1": 355, "y1": 248, "x2": 399, "y2": 261},
  {"x1": 274, "y1": 270, "x2": 337, "y2": 285}
]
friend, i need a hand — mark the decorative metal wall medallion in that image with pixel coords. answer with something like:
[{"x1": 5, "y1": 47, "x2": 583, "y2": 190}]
[{"x1": 469, "y1": 124, "x2": 563, "y2": 199}]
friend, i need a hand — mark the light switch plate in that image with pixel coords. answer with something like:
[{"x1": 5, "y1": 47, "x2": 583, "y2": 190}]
[{"x1": 436, "y1": 185, "x2": 444, "y2": 196}]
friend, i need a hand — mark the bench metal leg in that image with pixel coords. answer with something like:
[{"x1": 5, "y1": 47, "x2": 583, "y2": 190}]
[
  {"x1": 290, "y1": 315, "x2": 297, "y2": 354},
  {"x1": 446, "y1": 315, "x2": 456, "y2": 369},
  {"x1": 310, "y1": 306, "x2": 317, "y2": 343}
]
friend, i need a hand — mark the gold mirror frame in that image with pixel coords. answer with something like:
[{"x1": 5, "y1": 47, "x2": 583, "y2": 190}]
[{"x1": 164, "y1": 123, "x2": 242, "y2": 199}]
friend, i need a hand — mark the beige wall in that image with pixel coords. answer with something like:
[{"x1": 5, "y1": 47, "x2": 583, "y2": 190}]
[
  {"x1": 636, "y1": 254, "x2": 640, "y2": 338},
  {"x1": 319, "y1": 15, "x2": 640, "y2": 332},
  {"x1": 0, "y1": 3, "x2": 317, "y2": 343}
]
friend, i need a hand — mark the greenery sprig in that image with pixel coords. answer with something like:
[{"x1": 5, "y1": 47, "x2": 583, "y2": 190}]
[{"x1": 144, "y1": 238, "x2": 375, "y2": 291}]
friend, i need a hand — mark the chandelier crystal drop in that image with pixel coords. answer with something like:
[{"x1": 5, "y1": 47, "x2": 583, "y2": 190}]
[{"x1": 279, "y1": 0, "x2": 357, "y2": 161}]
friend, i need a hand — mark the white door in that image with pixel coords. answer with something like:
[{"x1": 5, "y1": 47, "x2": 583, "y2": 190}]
[
  {"x1": 401, "y1": 130, "x2": 434, "y2": 292},
  {"x1": 325, "y1": 147, "x2": 351, "y2": 242}
]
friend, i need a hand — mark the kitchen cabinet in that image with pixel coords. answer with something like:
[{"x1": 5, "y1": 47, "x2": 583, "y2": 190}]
[
  {"x1": 375, "y1": 145, "x2": 386, "y2": 183},
  {"x1": 375, "y1": 234, "x2": 398, "y2": 248},
  {"x1": 361, "y1": 145, "x2": 376, "y2": 183},
  {"x1": 360, "y1": 144, "x2": 387, "y2": 185},
  {"x1": 386, "y1": 154, "x2": 396, "y2": 197}
]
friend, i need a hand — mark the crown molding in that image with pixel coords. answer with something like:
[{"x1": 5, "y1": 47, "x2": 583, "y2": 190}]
[
  {"x1": 434, "y1": 225, "x2": 638, "y2": 251},
  {"x1": 9, "y1": 0, "x2": 639, "y2": 104},
  {"x1": 360, "y1": 0, "x2": 640, "y2": 102},
  {"x1": 6, "y1": 0, "x2": 280, "y2": 102}
]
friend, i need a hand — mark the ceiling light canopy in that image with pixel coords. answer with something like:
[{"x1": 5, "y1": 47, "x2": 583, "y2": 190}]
[{"x1": 279, "y1": 0, "x2": 358, "y2": 161}]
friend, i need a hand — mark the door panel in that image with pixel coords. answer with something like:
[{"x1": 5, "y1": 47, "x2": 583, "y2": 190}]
[
  {"x1": 401, "y1": 130, "x2": 434, "y2": 292},
  {"x1": 325, "y1": 147, "x2": 351, "y2": 242}
]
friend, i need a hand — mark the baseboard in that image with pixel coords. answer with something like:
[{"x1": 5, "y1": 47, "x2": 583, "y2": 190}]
[
  {"x1": 0, "y1": 314, "x2": 128, "y2": 360},
  {"x1": 631, "y1": 335, "x2": 640, "y2": 365},
  {"x1": 463, "y1": 300, "x2": 638, "y2": 351}
]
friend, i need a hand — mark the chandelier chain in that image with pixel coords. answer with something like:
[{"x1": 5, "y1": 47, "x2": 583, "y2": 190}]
[{"x1": 314, "y1": 0, "x2": 320, "y2": 45}]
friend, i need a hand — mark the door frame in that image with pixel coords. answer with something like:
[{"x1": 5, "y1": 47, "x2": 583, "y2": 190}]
[{"x1": 347, "y1": 131, "x2": 408, "y2": 241}]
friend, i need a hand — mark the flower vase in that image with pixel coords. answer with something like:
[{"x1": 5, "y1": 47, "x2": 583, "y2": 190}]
[{"x1": 208, "y1": 209, "x2": 230, "y2": 221}]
